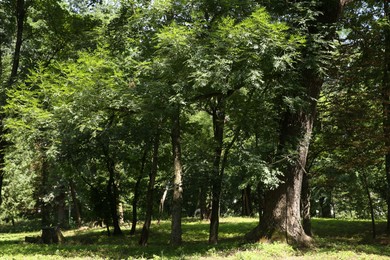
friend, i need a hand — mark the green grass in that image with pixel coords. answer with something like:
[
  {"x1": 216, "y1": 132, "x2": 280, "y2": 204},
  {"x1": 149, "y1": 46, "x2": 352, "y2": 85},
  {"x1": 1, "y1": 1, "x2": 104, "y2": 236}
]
[{"x1": 1, "y1": 217, "x2": 390, "y2": 259}]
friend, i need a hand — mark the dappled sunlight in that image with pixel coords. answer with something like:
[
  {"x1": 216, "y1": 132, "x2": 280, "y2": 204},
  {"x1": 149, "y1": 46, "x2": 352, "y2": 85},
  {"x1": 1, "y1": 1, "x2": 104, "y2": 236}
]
[{"x1": 1, "y1": 218, "x2": 390, "y2": 259}]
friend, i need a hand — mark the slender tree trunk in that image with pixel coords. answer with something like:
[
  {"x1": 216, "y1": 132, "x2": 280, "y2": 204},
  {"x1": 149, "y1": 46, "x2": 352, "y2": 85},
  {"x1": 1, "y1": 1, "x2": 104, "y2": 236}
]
[
  {"x1": 382, "y1": 0, "x2": 390, "y2": 236},
  {"x1": 360, "y1": 171, "x2": 376, "y2": 239},
  {"x1": 171, "y1": 106, "x2": 183, "y2": 245},
  {"x1": 158, "y1": 183, "x2": 169, "y2": 223},
  {"x1": 139, "y1": 131, "x2": 160, "y2": 246},
  {"x1": 130, "y1": 147, "x2": 148, "y2": 235},
  {"x1": 242, "y1": 186, "x2": 253, "y2": 216},
  {"x1": 208, "y1": 97, "x2": 225, "y2": 245},
  {"x1": 40, "y1": 153, "x2": 50, "y2": 228},
  {"x1": 9, "y1": 0, "x2": 25, "y2": 86},
  {"x1": 69, "y1": 180, "x2": 81, "y2": 228},
  {"x1": 102, "y1": 143, "x2": 122, "y2": 236},
  {"x1": 301, "y1": 172, "x2": 312, "y2": 236},
  {"x1": 107, "y1": 168, "x2": 122, "y2": 235}
]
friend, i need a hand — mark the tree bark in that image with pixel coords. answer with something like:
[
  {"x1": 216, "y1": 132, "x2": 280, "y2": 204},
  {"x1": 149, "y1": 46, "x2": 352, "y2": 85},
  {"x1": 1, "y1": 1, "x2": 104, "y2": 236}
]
[
  {"x1": 158, "y1": 183, "x2": 169, "y2": 223},
  {"x1": 171, "y1": 106, "x2": 183, "y2": 246},
  {"x1": 130, "y1": 148, "x2": 147, "y2": 235},
  {"x1": 40, "y1": 151, "x2": 50, "y2": 228},
  {"x1": 8, "y1": 0, "x2": 26, "y2": 86},
  {"x1": 56, "y1": 186, "x2": 66, "y2": 228},
  {"x1": 244, "y1": 0, "x2": 348, "y2": 246},
  {"x1": 360, "y1": 171, "x2": 376, "y2": 239},
  {"x1": 102, "y1": 143, "x2": 122, "y2": 236},
  {"x1": 208, "y1": 97, "x2": 225, "y2": 245},
  {"x1": 139, "y1": 131, "x2": 160, "y2": 246},
  {"x1": 242, "y1": 186, "x2": 253, "y2": 216},
  {"x1": 301, "y1": 172, "x2": 312, "y2": 236},
  {"x1": 382, "y1": 0, "x2": 390, "y2": 236}
]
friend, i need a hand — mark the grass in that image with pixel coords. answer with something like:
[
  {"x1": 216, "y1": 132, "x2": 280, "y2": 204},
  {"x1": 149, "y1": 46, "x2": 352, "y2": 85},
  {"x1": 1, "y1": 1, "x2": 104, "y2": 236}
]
[{"x1": 0, "y1": 217, "x2": 390, "y2": 259}]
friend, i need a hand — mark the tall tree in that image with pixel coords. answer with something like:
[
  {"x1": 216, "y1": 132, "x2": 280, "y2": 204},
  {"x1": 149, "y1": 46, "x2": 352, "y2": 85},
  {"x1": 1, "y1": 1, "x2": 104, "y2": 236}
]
[
  {"x1": 382, "y1": 0, "x2": 390, "y2": 235},
  {"x1": 245, "y1": 0, "x2": 351, "y2": 245}
]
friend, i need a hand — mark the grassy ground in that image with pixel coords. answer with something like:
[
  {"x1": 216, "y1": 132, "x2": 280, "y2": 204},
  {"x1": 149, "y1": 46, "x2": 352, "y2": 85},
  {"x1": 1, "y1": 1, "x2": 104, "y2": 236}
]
[{"x1": 0, "y1": 217, "x2": 390, "y2": 259}]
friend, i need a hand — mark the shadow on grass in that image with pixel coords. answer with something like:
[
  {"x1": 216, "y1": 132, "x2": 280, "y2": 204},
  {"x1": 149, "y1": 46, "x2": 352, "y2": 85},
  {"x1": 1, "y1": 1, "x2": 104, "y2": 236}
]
[
  {"x1": 2, "y1": 218, "x2": 390, "y2": 259},
  {"x1": 311, "y1": 218, "x2": 390, "y2": 257}
]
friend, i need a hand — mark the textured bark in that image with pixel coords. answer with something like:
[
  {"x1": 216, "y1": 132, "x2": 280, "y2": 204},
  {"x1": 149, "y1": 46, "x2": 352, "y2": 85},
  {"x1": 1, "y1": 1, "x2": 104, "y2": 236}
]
[
  {"x1": 208, "y1": 97, "x2": 225, "y2": 245},
  {"x1": 170, "y1": 106, "x2": 183, "y2": 246},
  {"x1": 244, "y1": 0, "x2": 348, "y2": 246},
  {"x1": 130, "y1": 148, "x2": 147, "y2": 235},
  {"x1": 301, "y1": 172, "x2": 312, "y2": 236},
  {"x1": 139, "y1": 132, "x2": 160, "y2": 246},
  {"x1": 382, "y1": 0, "x2": 390, "y2": 236}
]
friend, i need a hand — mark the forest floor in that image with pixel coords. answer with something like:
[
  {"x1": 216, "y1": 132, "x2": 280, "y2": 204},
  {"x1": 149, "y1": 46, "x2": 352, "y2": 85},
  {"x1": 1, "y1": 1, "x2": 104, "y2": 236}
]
[{"x1": 0, "y1": 217, "x2": 390, "y2": 259}]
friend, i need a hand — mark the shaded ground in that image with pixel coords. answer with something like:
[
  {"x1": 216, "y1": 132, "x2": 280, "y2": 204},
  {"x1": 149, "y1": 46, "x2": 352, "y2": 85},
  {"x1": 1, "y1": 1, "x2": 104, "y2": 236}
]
[{"x1": 0, "y1": 217, "x2": 389, "y2": 259}]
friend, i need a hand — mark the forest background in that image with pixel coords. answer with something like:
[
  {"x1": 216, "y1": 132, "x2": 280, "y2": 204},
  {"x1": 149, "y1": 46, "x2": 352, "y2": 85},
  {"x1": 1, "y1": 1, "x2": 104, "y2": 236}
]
[{"x1": 0, "y1": 0, "x2": 389, "y2": 251}]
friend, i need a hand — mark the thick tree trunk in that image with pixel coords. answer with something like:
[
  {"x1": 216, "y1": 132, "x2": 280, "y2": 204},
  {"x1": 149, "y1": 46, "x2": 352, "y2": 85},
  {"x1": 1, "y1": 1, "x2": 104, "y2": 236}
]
[
  {"x1": 382, "y1": 0, "x2": 390, "y2": 236},
  {"x1": 245, "y1": 70, "x2": 320, "y2": 246},
  {"x1": 208, "y1": 97, "x2": 225, "y2": 245},
  {"x1": 130, "y1": 147, "x2": 148, "y2": 235},
  {"x1": 69, "y1": 180, "x2": 81, "y2": 228},
  {"x1": 245, "y1": 0, "x2": 348, "y2": 246},
  {"x1": 171, "y1": 106, "x2": 183, "y2": 246},
  {"x1": 139, "y1": 132, "x2": 160, "y2": 246},
  {"x1": 9, "y1": 0, "x2": 25, "y2": 86},
  {"x1": 301, "y1": 172, "x2": 312, "y2": 236}
]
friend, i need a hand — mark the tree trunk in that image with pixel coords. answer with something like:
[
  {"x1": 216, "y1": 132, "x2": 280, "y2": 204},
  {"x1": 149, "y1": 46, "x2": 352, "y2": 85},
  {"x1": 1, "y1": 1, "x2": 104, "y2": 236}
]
[
  {"x1": 107, "y1": 168, "x2": 122, "y2": 236},
  {"x1": 69, "y1": 180, "x2": 81, "y2": 228},
  {"x1": 301, "y1": 172, "x2": 312, "y2": 236},
  {"x1": 139, "y1": 131, "x2": 160, "y2": 246},
  {"x1": 8, "y1": 0, "x2": 25, "y2": 86},
  {"x1": 130, "y1": 147, "x2": 148, "y2": 235},
  {"x1": 56, "y1": 187, "x2": 66, "y2": 228},
  {"x1": 245, "y1": 0, "x2": 348, "y2": 246},
  {"x1": 245, "y1": 71, "x2": 320, "y2": 246},
  {"x1": 102, "y1": 143, "x2": 122, "y2": 236},
  {"x1": 242, "y1": 186, "x2": 253, "y2": 216},
  {"x1": 382, "y1": 0, "x2": 390, "y2": 236},
  {"x1": 40, "y1": 153, "x2": 50, "y2": 228},
  {"x1": 360, "y1": 171, "x2": 376, "y2": 239},
  {"x1": 208, "y1": 97, "x2": 225, "y2": 245},
  {"x1": 198, "y1": 187, "x2": 208, "y2": 220},
  {"x1": 171, "y1": 106, "x2": 183, "y2": 246},
  {"x1": 158, "y1": 183, "x2": 169, "y2": 223}
]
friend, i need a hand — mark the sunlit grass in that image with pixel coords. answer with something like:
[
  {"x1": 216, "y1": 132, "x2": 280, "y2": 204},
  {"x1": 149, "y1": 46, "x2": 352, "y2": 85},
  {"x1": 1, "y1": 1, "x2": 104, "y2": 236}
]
[{"x1": 1, "y1": 217, "x2": 390, "y2": 259}]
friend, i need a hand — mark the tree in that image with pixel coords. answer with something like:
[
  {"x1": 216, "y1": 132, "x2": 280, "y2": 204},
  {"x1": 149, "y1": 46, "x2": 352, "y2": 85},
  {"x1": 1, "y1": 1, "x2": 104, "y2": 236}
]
[{"x1": 245, "y1": 0, "x2": 352, "y2": 245}]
